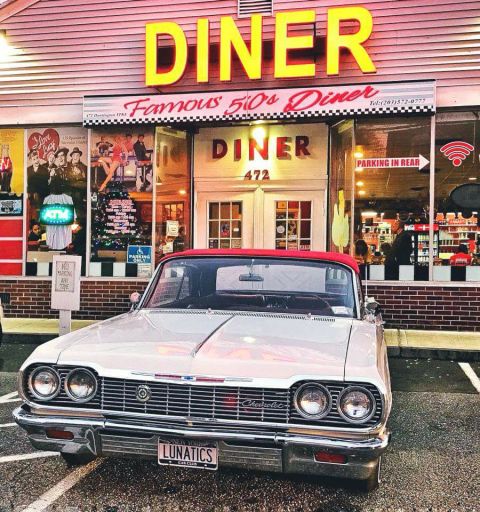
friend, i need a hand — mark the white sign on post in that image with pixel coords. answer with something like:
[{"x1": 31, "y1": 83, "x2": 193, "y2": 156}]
[{"x1": 51, "y1": 255, "x2": 81, "y2": 336}]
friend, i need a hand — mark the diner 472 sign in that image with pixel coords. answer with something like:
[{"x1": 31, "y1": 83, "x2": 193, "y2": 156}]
[{"x1": 83, "y1": 81, "x2": 436, "y2": 126}]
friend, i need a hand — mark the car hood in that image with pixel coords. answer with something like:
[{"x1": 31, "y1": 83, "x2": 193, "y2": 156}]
[{"x1": 56, "y1": 310, "x2": 353, "y2": 381}]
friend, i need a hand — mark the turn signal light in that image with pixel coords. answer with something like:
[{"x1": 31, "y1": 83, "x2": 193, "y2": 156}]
[
  {"x1": 45, "y1": 429, "x2": 74, "y2": 440},
  {"x1": 314, "y1": 451, "x2": 346, "y2": 464}
]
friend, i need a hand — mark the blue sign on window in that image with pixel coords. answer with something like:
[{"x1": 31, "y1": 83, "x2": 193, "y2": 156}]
[{"x1": 127, "y1": 245, "x2": 152, "y2": 264}]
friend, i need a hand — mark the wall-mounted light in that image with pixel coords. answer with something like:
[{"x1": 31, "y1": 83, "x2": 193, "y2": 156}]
[
  {"x1": 0, "y1": 29, "x2": 11, "y2": 61},
  {"x1": 354, "y1": 145, "x2": 364, "y2": 159}
]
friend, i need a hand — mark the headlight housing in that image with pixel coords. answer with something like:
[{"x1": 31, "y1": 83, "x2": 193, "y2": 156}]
[
  {"x1": 28, "y1": 366, "x2": 60, "y2": 401},
  {"x1": 338, "y1": 386, "x2": 376, "y2": 423},
  {"x1": 294, "y1": 383, "x2": 331, "y2": 419},
  {"x1": 65, "y1": 369, "x2": 97, "y2": 403}
]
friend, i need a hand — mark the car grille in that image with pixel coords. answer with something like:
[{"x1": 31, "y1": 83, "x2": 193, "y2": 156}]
[{"x1": 24, "y1": 365, "x2": 382, "y2": 429}]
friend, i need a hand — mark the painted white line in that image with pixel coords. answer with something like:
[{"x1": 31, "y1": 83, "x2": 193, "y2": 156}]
[
  {"x1": 459, "y1": 362, "x2": 480, "y2": 393},
  {"x1": 0, "y1": 391, "x2": 18, "y2": 403},
  {"x1": 0, "y1": 398, "x2": 22, "y2": 404},
  {"x1": 0, "y1": 422, "x2": 17, "y2": 428},
  {"x1": 21, "y1": 458, "x2": 103, "y2": 512},
  {"x1": 0, "y1": 452, "x2": 59, "y2": 464}
]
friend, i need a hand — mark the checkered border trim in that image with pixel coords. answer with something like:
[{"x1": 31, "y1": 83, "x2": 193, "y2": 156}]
[
  {"x1": 84, "y1": 104, "x2": 435, "y2": 126},
  {"x1": 25, "y1": 262, "x2": 146, "y2": 278}
]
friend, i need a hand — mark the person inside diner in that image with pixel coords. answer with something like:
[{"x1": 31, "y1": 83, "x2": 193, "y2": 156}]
[
  {"x1": 449, "y1": 244, "x2": 472, "y2": 266},
  {"x1": 354, "y1": 239, "x2": 372, "y2": 265},
  {"x1": 27, "y1": 221, "x2": 42, "y2": 251}
]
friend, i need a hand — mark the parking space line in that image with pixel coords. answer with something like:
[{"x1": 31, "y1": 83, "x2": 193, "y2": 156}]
[
  {"x1": 21, "y1": 459, "x2": 103, "y2": 512},
  {"x1": 0, "y1": 391, "x2": 18, "y2": 403},
  {"x1": 459, "y1": 363, "x2": 480, "y2": 393},
  {"x1": 0, "y1": 422, "x2": 17, "y2": 428},
  {"x1": 0, "y1": 452, "x2": 59, "y2": 464}
]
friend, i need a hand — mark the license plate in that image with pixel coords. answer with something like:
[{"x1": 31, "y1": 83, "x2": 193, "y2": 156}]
[{"x1": 158, "y1": 438, "x2": 218, "y2": 470}]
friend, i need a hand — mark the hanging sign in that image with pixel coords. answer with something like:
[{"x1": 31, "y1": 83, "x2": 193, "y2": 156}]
[
  {"x1": 356, "y1": 155, "x2": 430, "y2": 170},
  {"x1": 83, "y1": 81, "x2": 436, "y2": 127}
]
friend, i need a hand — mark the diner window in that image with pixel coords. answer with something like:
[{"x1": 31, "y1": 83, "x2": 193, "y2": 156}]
[
  {"x1": 329, "y1": 120, "x2": 354, "y2": 256},
  {"x1": 434, "y1": 112, "x2": 480, "y2": 281},
  {"x1": 25, "y1": 127, "x2": 88, "y2": 276},
  {"x1": 208, "y1": 201, "x2": 242, "y2": 249},
  {"x1": 89, "y1": 128, "x2": 154, "y2": 278},
  {"x1": 0, "y1": 129, "x2": 24, "y2": 276},
  {"x1": 275, "y1": 200, "x2": 312, "y2": 251},
  {"x1": 330, "y1": 117, "x2": 431, "y2": 281},
  {"x1": 155, "y1": 127, "x2": 191, "y2": 264}
]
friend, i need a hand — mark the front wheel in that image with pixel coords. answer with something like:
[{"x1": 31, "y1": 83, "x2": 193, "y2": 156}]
[{"x1": 60, "y1": 452, "x2": 96, "y2": 467}]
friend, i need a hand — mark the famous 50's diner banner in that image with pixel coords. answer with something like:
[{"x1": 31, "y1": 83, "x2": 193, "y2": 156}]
[{"x1": 83, "y1": 81, "x2": 436, "y2": 126}]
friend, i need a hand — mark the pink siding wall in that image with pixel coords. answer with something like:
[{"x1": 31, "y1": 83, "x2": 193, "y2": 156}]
[{"x1": 1, "y1": 0, "x2": 480, "y2": 124}]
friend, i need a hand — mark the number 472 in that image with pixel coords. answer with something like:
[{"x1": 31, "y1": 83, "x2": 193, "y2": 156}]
[{"x1": 244, "y1": 170, "x2": 270, "y2": 180}]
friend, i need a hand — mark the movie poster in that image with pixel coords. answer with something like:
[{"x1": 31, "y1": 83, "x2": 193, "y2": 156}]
[
  {"x1": 0, "y1": 129, "x2": 24, "y2": 216},
  {"x1": 25, "y1": 127, "x2": 88, "y2": 268},
  {"x1": 89, "y1": 128, "x2": 154, "y2": 268}
]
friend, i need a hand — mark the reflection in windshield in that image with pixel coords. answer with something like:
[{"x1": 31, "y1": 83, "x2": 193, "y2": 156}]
[{"x1": 145, "y1": 257, "x2": 356, "y2": 318}]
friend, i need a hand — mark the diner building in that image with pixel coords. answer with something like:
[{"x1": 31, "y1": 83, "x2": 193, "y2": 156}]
[{"x1": 1, "y1": 0, "x2": 480, "y2": 332}]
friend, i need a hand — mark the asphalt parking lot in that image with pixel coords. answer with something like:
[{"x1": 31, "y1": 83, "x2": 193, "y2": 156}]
[{"x1": 0, "y1": 343, "x2": 479, "y2": 512}]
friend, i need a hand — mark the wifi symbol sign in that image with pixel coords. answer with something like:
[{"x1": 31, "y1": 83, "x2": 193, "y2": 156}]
[{"x1": 440, "y1": 141, "x2": 474, "y2": 167}]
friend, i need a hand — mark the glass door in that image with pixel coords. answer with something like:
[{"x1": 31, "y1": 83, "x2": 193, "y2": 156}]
[
  {"x1": 195, "y1": 191, "x2": 254, "y2": 249},
  {"x1": 264, "y1": 191, "x2": 325, "y2": 251}
]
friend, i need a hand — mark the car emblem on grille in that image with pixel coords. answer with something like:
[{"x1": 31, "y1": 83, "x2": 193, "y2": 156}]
[
  {"x1": 136, "y1": 385, "x2": 152, "y2": 403},
  {"x1": 241, "y1": 400, "x2": 287, "y2": 410}
]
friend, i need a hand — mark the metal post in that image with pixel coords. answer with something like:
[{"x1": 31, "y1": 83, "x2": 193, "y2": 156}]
[{"x1": 429, "y1": 115, "x2": 436, "y2": 281}]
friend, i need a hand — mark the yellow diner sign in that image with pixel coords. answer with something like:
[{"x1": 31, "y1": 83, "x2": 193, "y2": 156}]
[{"x1": 145, "y1": 8, "x2": 376, "y2": 87}]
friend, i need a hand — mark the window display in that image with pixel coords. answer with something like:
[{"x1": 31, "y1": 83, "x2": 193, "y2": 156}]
[
  {"x1": 330, "y1": 117, "x2": 431, "y2": 280},
  {"x1": 0, "y1": 129, "x2": 24, "y2": 276},
  {"x1": 434, "y1": 112, "x2": 480, "y2": 274},
  {"x1": 155, "y1": 127, "x2": 191, "y2": 263},
  {"x1": 25, "y1": 127, "x2": 87, "y2": 274},
  {"x1": 90, "y1": 128, "x2": 154, "y2": 276}
]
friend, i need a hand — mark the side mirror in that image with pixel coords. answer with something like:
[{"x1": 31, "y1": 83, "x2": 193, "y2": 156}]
[
  {"x1": 364, "y1": 297, "x2": 382, "y2": 321},
  {"x1": 130, "y1": 292, "x2": 142, "y2": 311}
]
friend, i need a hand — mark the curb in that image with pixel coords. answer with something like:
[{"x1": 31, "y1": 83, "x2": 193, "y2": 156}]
[{"x1": 387, "y1": 346, "x2": 479, "y2": 362}]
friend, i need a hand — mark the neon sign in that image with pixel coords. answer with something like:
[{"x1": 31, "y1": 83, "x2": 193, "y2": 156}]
[
  {"x1": 145, "y1": 8, "x2": 376, "y2": 86},
  {"x1": 39, "y1": 204, "x2": 75, "y2": 225}
]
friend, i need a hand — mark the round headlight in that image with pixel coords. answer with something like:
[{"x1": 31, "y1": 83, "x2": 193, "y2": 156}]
[
  {"x1": 338, "y1": 387, "x2": 375, "y2": 423},
  {"x1": 28, "y1": 366, "x2": 60, "y2": 401},
  {"x1": 294, "y1": 384, "x2": 331, "y2": 419},
  {"x1": 65, "y1": 369, "x2": 97, "y2": 403}
]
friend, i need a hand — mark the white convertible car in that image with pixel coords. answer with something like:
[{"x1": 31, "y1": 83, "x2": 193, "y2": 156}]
[{"x1": 14, "y1": 249, "x2": 391, "y2": 490}]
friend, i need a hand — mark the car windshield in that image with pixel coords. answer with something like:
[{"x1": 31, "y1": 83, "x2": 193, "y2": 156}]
[{"x1": 144, "y1": 257, "x2": 357, "y2": 318}]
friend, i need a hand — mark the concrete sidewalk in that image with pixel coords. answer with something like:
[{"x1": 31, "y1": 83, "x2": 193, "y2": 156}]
[{"x1": 1, "y1": 317, "x2": 479, "y2": 360}]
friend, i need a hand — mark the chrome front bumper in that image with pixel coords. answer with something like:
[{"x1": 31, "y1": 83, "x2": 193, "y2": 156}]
[{"x1": 13, "y1": 406, "x2": 390, "y2": 481}]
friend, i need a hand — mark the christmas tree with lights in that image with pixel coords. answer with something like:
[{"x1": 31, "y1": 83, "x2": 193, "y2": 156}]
[{"x1": 91, "y1": 182, "x2": 149, "y2": 256}]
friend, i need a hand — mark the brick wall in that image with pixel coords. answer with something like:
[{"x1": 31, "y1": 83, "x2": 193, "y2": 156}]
[
  {"x1": 1, "y1": 279, "x2": 479, "y2": 330},
  {"x1": 0, "y1": 280, "x2": 148, "y2": 320},
  {"x1": 368, "y1": 284, "x2": 480, "y2": 331}
]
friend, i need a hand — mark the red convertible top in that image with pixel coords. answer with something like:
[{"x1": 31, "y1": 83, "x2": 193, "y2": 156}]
[{"x1": 161, "y1": 249, "x2": 360, "y2": 274}]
